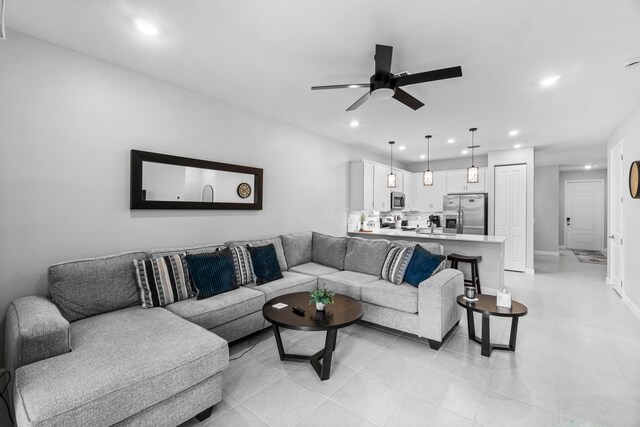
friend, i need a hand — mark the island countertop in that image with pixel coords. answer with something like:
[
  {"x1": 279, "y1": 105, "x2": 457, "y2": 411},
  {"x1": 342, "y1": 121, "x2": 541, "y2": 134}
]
[{"x1": 347, "y1": 229, "x2": 508, "y2": 244}]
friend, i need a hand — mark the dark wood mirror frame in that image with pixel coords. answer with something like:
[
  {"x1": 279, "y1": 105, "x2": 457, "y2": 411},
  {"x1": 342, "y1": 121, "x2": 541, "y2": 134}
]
[{"x1": 130, "y1": 149, "x2": 263, "y2": 210}]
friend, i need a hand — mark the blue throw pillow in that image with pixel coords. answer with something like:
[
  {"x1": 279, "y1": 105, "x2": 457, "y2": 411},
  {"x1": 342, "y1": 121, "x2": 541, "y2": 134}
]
[
  {"x1": 185, "y1": 248, "x2": 238, "y2": 299},
  {"x1": 248, "y1": 243, "x2": 283, "y2": 285},
  {"x1": 403, "y1": 245, "x2": 446, "y2": 287}
]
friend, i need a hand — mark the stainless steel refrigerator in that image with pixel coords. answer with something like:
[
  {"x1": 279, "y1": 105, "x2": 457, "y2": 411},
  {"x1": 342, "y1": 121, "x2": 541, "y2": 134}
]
[{"x1": 443, "y1": 193, "x2": 488, "y2": 235}]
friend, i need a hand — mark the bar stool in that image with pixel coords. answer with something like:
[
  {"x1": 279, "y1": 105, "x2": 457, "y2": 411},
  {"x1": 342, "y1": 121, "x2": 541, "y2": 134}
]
[{"x1": 448, "y1": 254, "x2": 482, "y2": 294}]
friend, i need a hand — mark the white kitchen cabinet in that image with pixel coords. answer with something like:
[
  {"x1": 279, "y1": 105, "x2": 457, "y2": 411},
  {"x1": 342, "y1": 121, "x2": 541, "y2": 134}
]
[
  {"x1": 446, "y1": 168, "x2": 486, "y2": 194},
  {"x1": 349, "y1": 161, "x2": 374, "y2": 211},
  {"x1": 373, "y1": 164, "x2": 391, "y2": 211},
  {"x1": 402, "y1": 171, "x2": 413, "y2": 209},
  {"x1": 411, "y1": 171, "x2": 447, "y2": 210}
]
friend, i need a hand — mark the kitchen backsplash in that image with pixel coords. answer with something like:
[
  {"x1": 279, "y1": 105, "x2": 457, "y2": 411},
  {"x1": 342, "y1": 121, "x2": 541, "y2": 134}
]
[{"x1": 348, "y1": 210, "x2": 442, "y2": 231}]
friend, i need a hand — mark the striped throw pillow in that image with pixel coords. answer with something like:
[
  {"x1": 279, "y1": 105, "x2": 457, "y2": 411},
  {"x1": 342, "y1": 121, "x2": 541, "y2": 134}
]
[
  {"x1": 380, "y1": 245, "x2": 415, "y2": 285},
  {"x1": 229, "y1": 245, "x2": 256, "y2": 285},
  {"x1": 133, "y1": 254, "x2": 194, "y2": 308}
]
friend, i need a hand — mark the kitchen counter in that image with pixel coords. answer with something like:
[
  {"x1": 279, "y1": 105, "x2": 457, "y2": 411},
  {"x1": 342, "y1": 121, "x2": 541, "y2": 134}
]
[
  {"x1": 348, "y1": 229, "x2": 506, "y2": 290},
  {"x1": 348, "y1": 229, "x2": 507, "y2": 244}
]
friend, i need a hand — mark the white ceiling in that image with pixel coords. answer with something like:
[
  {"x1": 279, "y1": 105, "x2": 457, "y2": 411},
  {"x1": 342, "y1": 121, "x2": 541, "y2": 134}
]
[{"x1": 6, "y1": 0, "x2": 640, "y2": 167}]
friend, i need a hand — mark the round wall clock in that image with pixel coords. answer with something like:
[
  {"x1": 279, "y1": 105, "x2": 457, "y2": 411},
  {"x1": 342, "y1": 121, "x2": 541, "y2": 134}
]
[
  {"x1": 237, "y1": 182, "x2": 252, "y2": 199},
  {"x1": 630, "y1": 161, "x2": 640, "y2": 199}
]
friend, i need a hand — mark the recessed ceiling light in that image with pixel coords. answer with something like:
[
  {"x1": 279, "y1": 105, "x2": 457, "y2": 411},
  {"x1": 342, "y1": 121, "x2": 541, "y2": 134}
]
[
  {"x1": 349, "y1": 120, "x2": 359, "y2": 128},
  {"x1": 398, "y1": 146, "x2": 406, "y2": 151},
  {"x1": 419, "y1": 155, "x2": 426, "y2": 159},
  {"x1": 584, "y1": 164, "x2": 592, "y2": 170},
  {"x1": 134, "y1": 19, "x2": 159, "y2": 36},
  {"x1": 513, "y1": 144, "x2": 522, "y2": 149},
  {"x1": 540, "y1": 75, "x2": 562, "y2": 87},
  {"x1": 508, "y1": 129, "x2": 521, "y2": 136},
  {"x1": 447, "y1": 138, "x2": 455, "y2": 144},
  {"x1": 461, "y1": 150, "x2": 468, "y2": 155}
]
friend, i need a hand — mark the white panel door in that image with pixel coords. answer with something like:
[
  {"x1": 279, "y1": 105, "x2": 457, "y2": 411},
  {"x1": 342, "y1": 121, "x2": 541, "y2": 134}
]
[
  {"x1": 494, "y1": 164, "x2": 527, "y2": 272},
  {"x1": 609, "y1": 141, "x2": 624, "y2": 295},
  {"x1": 565, "y1": 181, "x2": 604, "y2": 251}
]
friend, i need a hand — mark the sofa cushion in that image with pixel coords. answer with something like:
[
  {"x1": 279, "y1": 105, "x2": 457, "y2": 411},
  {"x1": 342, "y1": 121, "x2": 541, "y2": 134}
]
[
  {"x1": 380, "y1": 245, "x2": 415, "y2": 285},
  {"x1": 289, "y1": 262, "x2": 340, "y2": 277},
  {"x1": 404, "y1": 246, "x2": 447, "y2": 287},
  {"x1": 165, "y1": 286, "x2": 265, "y2": 330},
  {"x1": 362, "y1": 280, "x2": 419, "y2": 314},
  {"x1": 246, "y1": 271, "x2": 317, "y2": 302},
  {"x1": 228, "y1": 245, "x2": 256, "y2": 285},
  {"x1": 318, "y1": 270, "x2": 378, "y2": 301},
  {"x1": 149, "y1": 244, "x2": 226, "y2": 258},
  {"x1": 312, "y1": 232, "x2": 347, "y2": 270},
  {"x1": 48, "y1": 251, "x2": 146, "y2": 322},
  {"x1": 391, "y1": 240, "x2": 444, "y2": 255},
  {"x1": 226, "y1": 236, "x2": 288, "y2": 271},
  {"x1": 185, "y1": 249, "x2": 239, "y2": 299},
  {"x1": 344, "y1": 237, "x2": 389, "y2": 276},
  {"x1": 133, "y1": 254, "x2": 194, "y2": 308},
  {"x1": 281, "y1": 231, "x2": 313, "y2": 268},
  {"x1": 248, "y1": 243, "x2": 284, "y2": 285},
  {"x1": 14, "y1": 307, "x2": 228, "y2": 427}
]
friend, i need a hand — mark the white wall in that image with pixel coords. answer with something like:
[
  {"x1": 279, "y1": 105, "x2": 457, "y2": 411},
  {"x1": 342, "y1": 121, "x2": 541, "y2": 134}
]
[
  {"x1": 607, "y1": 105, "x2": 640, "y2": 316},
  {"x1": 487, "y1": 148, "x2": 535, "y2": 273},
  {"x1": 558, "y1": 169, "x2": 608, "y2": 248},
  {"x1": 0, "y1": 32, "x2": 393, "y2": 367},
  {"x1": 534, "y1": 165, "x2": 560, "y2": 254},
  {"x1": 406, "y1": 155, "x2": 489, "y2": 173}
]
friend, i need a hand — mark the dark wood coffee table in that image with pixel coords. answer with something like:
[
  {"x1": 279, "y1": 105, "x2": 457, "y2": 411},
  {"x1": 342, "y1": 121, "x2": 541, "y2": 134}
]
[
  {"x1": 456, "y1": 294, "x2": 528, "y2": 357},
  {"x1": 262, "y1": 292, "x2": 363, "y2": 380}
]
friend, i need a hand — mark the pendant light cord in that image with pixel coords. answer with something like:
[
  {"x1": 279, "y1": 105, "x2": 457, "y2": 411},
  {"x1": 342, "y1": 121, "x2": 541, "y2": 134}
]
[
  {"x1": 471, "y1": 131, "x2": 475, "y2": 166},
  {"x1": 390, "y1": 142, "x2": 394, "y2": 174},
  {"x1": 427, "y1": 138, "x2": 430, "y2": 170}
]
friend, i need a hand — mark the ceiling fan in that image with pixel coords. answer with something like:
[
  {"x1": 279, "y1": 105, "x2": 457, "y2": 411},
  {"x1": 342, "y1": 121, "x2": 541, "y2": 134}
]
[{"x1": 311, "y1": 44, "x2": 463, "y2": 111}]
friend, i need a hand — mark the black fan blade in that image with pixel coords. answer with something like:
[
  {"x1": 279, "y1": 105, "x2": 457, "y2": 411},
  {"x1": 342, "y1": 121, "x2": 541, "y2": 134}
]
[
  {"x1": 375, "y1": 44, "x2": 393, "y2": 76},
  {"x1": 311, "y1": 84, "x2": 369, "y2": 90},
  {"x1": 392, "y1": 88, "x2": 424, "y2": 110},
  {"x1": 394, "y1": 66, "x2": 463, "y2": 87},
  {"x1": 346, "y1": 92, "x2": 371, "y2": 111}
]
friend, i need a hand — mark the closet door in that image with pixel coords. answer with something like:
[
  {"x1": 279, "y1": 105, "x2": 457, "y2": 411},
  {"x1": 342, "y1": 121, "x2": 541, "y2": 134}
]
[{"x1": 495, "y1": 164, "x2": 527, "y2": 272}]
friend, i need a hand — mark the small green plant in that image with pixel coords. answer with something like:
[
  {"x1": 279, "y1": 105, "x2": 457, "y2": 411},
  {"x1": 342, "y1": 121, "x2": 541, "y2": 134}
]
[
  {"x1": 359, "y1": 211, "x2": 367, "y2": 224},
  {"x1": 309, "y1": 288, "x2": 335, "y2": 305}
]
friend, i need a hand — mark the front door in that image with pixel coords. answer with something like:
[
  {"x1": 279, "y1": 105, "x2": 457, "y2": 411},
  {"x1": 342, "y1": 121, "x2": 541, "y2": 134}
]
[{"x1": 565, "y1": 180, "x2": 604, "y2": 251}]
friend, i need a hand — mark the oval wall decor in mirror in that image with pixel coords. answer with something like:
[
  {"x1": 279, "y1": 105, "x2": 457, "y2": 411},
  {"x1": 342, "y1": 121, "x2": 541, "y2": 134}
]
[
  {"x1": 630, "y1": 160, "x2": 640, "y2": 199},
  {"x1": 130, "y1": 150, "x2": 263, "y2": 210}
]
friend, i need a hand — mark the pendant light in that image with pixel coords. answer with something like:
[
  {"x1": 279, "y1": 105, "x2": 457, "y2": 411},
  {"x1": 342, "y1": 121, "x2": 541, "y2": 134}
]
[
  {"x1": 423, "y1": 135, "x2": 433, "y2": 186},
  {"x1": 387, "y1": 141, "x2": 396, "y2": 188},
  {"x1": 467, "y1": 128, "x2": 479, "y2": 184}
]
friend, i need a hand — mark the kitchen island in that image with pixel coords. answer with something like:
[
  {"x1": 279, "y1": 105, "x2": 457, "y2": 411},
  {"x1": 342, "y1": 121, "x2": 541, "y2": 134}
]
[{"x1": 348, "y1": 229, "x2": 507, "y2": 291}]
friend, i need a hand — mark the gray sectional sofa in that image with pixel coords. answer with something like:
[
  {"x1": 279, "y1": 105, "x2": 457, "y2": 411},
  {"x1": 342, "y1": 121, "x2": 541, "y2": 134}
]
[{"x1": 4, "y1": 231, "x2": 463, "y2": 427}]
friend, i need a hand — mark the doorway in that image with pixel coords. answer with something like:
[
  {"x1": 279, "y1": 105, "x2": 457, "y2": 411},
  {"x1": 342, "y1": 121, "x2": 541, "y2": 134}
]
[
  {"x1": 564, "y1": 180, "x2": 604, "y2": 251},
  {"x1": 608, "y1": 141, "x2": 624, "y2": 296}
]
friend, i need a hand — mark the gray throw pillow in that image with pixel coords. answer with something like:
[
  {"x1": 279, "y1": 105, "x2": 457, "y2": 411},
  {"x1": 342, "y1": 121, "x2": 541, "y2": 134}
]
[
  {"x1": 312, "y1": 232, "x2": 348, "y2": 270},
  {"x1": 344, "y1": 237, "x2": 389, "y2": 276},
  {"x1": 49, "y1": 251, "x2": 146, "y2": 322},
  {"x1": 281, "y1": 231, "x2": 313, "y2": 268}
]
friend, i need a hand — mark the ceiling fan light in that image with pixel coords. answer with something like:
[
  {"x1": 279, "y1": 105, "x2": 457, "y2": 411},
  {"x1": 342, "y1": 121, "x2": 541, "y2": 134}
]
[
  {"x1": 387, "y1": 172, "x2": 397, "y2": 188},
  {"x1": 423, "y1": 170, "x2": 433, "y2": 186},
  {"x1": 467, "y1": 166, "x2": 479, "y2": 183},
  {"x1": 370, "y1": 88, "x2": 394, "y2": 100}
]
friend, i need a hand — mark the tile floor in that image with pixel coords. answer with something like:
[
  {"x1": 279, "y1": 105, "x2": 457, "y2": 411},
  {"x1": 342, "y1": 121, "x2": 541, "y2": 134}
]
[{"x1": 179, "y1": 251, "x2": 640, "y2": 427}]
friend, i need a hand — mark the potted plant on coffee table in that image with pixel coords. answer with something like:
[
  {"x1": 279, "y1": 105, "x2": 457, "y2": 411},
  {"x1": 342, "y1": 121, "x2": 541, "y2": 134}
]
[{"x1": 309, "y1": 288, "x2": 335, "y2": 311}]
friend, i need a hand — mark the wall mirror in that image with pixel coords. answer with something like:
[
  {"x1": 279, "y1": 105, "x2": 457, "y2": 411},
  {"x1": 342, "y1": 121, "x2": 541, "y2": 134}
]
[{"x1": 131, "y1": 150, "x2": 263, "y2": 210}]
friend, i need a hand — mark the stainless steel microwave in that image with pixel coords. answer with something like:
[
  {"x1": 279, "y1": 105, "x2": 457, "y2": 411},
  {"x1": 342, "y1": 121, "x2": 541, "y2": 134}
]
[{"x1": 390, "y1": 192, "x2": 405, "y2": 209}]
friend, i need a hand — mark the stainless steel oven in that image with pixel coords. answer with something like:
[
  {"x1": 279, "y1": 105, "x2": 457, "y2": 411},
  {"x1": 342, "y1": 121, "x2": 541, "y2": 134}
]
[{"x1": 390, "y1": 192, "x2": 405, "y2": 210}]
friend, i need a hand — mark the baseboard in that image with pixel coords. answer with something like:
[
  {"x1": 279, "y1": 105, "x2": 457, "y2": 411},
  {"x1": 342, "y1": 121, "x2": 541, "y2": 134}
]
[
  {"x1": 623, "y1": 294, "x2": 640, "y2": 321},
  {"x1": 534, "y1": 250, "x2": 560, "y2": 256},
  {"x1": 524, "y1": 268, "x2": 535, "y2": 275},
  {"x1": 606, "y1": 277, "x2": 613, "y2": 287},
  {"x1": 559, "y1": 245, "x2": 567, "y2": 249}
]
